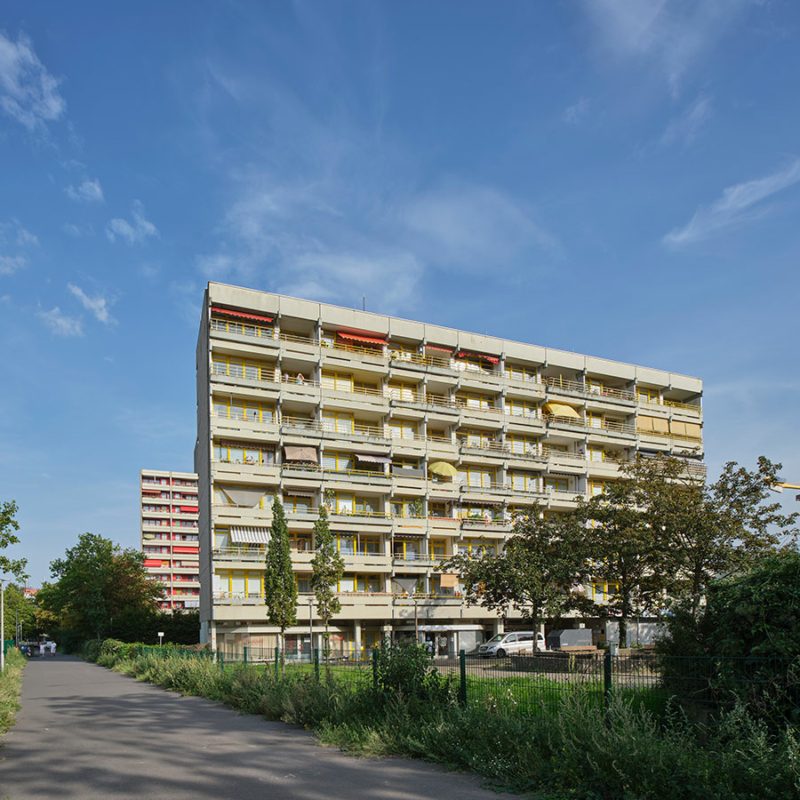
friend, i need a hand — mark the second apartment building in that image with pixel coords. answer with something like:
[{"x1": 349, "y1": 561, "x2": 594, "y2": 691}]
[{"x1": 195, "y1": 283, "x2": 703, "y2": 654}]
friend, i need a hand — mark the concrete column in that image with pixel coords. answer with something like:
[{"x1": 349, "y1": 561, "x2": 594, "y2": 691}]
[
  {"x1": 493, "y1": 618, "x2": 504, "y2": 636},
  {"x1": 354, "y1": 620, "x2": 362, "y2": 658}
]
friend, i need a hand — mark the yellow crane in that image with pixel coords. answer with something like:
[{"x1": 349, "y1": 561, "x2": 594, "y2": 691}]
[{"x1": 772, "y1": 482, "x2": 800, "y2": 500}]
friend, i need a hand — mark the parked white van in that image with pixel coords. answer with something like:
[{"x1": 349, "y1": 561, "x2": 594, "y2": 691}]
[{"x1": 478, "y1": 631, "x2": 546, "y2": 657}]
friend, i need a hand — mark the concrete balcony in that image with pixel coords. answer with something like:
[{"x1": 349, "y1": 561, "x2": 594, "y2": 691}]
[{"x1": 212, "y1": 461, "x2": 280, "y2": 484}]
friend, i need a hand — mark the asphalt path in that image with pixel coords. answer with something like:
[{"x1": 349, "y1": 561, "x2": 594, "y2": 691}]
[{"x1": 0, "y1": 656, "x2": 500, "y2": 800}]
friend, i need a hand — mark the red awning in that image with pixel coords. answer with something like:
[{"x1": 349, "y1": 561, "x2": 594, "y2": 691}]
[
  {"x1": 457, "y1": 350, "x2": 500, "y2": 365},
  {"x1": 211, "y1": 306, "x2": 273, "y2": 324},
  {"x1": 179, "y1": 506, "x2": 198, "y2": 513},
  {"x1": 144, "y1": 559, "x2": 163, "y2": 568},
  {"x1": 142, "y1": 489, "x2": 162, "y2": 495},
  {"x1": 337, "y1": 330, "x2": 386, "y2": 346},
  {"x1": 425, "y1": 344, "x2": 453, "y2": 353},
  {"x1": 173, "y1": 546, "x2": 199, "y2": 554}
]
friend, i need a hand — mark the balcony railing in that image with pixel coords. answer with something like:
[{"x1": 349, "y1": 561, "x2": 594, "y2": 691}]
[
  {"x1": 322, "y1": 340, "x2": 388, "y2": 359},
  {"x1": 544, "y1": 414, "x2": 637, "y2": 435},
  {"x1": 458, "y1": 439, "x2": 510, "y2": 454},
  {"x1": 544, "y1": 376, "x2": 636, "y2": 403},
  {"x1": 211, "y1": 318, "x2": 276, "y2": 341},
  {"x1": 389, "y1": 351, "x2": 453, "y2": 370}
]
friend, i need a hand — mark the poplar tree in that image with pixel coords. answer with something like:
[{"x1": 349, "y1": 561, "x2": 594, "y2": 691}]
[
  {"x1": 264, "y1": 497, "x2": 297, "y2": 657},
  {"x1": 310, "y1": 506, "x2": 345, "y2": 661}
]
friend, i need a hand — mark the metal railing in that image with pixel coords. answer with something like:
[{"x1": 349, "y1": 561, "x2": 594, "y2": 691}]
[
  {"x1": 544, "y1": 414, "x2": 637, "y2": 435},
  {"x1": 458, "y1": 439, "x2": 510, "y2": 454},
  {"x1": 211, "y1": 318, "x2": 276, "y2": 340}
]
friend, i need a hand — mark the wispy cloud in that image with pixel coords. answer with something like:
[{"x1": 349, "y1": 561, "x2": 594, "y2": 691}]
[
  {"x1": 659, "y1": 94, "x2": 713, "y2": 149},
  {"x1": 663, "y1": 158, "x2": 800, "y2": 247},
  {"x1": 106, "y1": 200, "x2": 158, "y2": 245},
  {"x1": 563, "y1": 97, "x2": 592, "y2": 125},
  {"x1": 67, "y1": 283, "x2": 116, "y2": 325},
  {"x1": 0, "y1": 31, "x2": 66, "y2": 130},
  {"x1": 37, "y1": 306, "x2": 83, "y2": 337},
  {"x1": 0, "y1": 218, "x2": 37, "y2": 275},
  {"x1": 583, "y1": 0, "x2": 751, "y2": 96},
  {"x1": 61, "y1": 222, "x2": 93, "y2": 238},
  {"x1": 65, "y1": 178, "x2": 104, "y2": 203}
]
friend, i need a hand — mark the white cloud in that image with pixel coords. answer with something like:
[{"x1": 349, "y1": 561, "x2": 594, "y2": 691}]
[
  {"x1": 659, "y1": 95, "x2": 713, "y2": 148},
  {"x1": 563, "y1": 97, "x2": 592, "y2": 125},
  {"x1": 663, "y1": 158, "x2": 800, "y2": 246},
  {"x1": 65, "y1": 178, "x2": 104, "y2": 203},
  {"x1": 0, "y1": 254, "x2": 26, "y2": 275},
  {"x1": 106, "y1": 200, "x2": 158, "y2": 245},
  {"x1": 583, "y1": 0, "x2": 751, "y2": 96},
  {"x1": 401, "y1": 181, "x2": 561, "y2": 270},
  {"x1": 0, "y1": 31, "x2": 66, "y2": 130},
  {"x1": 37, "y1": 306, "x2": 83, "y2": 337},
  {"x1": 67, "y1": 283, "x2": 116, "y2": 325}
]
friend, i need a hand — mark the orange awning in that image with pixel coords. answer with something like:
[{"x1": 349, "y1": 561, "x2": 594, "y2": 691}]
[
  {"x1": 337, "y1": 330, "x2": 386, "y2": 346},
  {"x1": 211, "y1": 306, "x2": 273, "y2": 323},
  {"x1": 457, "y1": 350, "x2": 499, "y2": 365}
]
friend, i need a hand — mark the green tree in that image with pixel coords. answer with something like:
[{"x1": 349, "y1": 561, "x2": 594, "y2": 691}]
[
  {"x1": 310, "y1": 506, "x2": 344, "y2": 659},
  {"x1": 440, "y1": 507, "x2": 591, "y2": 643},
  {"x1": 0, "y1": 500, "x2": 28, "y2": 580},
  {"x1": 579, "y1": 480, "x2": 667, "y2": 648},
  {"x1": 38, "y1": 533, "x2": 162, "y2": 641},
  {"x1": 263, "y1": 497, "x2": 297, "y2": 656},
  {"x1": 0, "y1": 583, "x2": 38, "y2": 641}
]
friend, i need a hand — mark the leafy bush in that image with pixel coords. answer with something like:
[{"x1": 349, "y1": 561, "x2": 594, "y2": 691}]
[{"x1": 373, "y1": 639, "x2": 454, "y2": 706}]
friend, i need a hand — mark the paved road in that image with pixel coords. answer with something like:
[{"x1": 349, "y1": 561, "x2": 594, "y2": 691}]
[{"x1": 1, "y1": 656, "x2": 499, "y2": 800}]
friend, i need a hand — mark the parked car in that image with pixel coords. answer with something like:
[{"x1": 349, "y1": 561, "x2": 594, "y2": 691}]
[{"x1": 478, "y1": 631, "x2": 546, "y2": 657}]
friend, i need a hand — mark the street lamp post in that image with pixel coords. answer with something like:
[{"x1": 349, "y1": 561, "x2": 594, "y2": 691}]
[
  {"x1": 1, "y1": 578, "x2": 6, "y2": 673},
  {"x1": 308, "y1": 597, "x2": 314, "y2": 659}
]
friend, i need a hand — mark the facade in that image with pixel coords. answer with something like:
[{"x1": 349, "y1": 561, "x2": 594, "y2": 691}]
[
  {"x1": 196, "y1": 283, "x2": 703, "y2": 655},
  {"x1": 140, "y1": 469, "x2": 200, "y2": 611}
]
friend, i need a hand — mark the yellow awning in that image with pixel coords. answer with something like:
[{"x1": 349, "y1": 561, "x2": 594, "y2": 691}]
[
  {"x1": 429, "y1": 461, "x2": 458, "y2": 477},
  {"x1": 544, "y1": 402, "x2": 580, "y2": 419}
]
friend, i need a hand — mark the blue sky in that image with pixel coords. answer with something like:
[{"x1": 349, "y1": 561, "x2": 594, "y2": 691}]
[{"x1": 2, "y1": 1, "x2": 799, "y2": 584}]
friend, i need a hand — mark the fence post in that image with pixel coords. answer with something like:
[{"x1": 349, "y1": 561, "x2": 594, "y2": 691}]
[
  {"x1": 219, "y1": 650, "x2": 224, "y2": 671},
  {"x1": 372, "y1": 648, "x2": 378, "y2": 692},
  {"x1": 314, "y1": 647, "x2": 320, "y2": 681},
  {"x1": 243, "y1": 646, "x2": 248, "y2": 667},
  {"x1": 603, "y1": 650, "x2": 613, "y2": 717},
  {"x1": 458, "y1": 649, "x2": 467, "y2": 707},
  {"x1": 274, "y1": 646, "x2": 279, "y2": 678}
]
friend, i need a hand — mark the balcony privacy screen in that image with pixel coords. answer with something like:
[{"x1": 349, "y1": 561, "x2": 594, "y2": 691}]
[{"x1": 221, "y1": 486, "x2": 266, "y2": 507}]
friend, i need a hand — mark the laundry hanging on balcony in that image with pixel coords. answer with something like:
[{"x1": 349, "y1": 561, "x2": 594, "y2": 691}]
[
  {"x1": 230, "y1": 526, "x2": 271, "y2": 544},
  {"x1": 221, "y1": 486, "x2": 267, "y2": 507},
  {"x1": 283, "y1": 445, "x2": 319, "y2": 463},
  {"x1": 544, "y1": 402, "x2": 580, "y2": 419}
]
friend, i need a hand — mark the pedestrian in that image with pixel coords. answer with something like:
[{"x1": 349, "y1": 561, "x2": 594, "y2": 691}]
[
  {"x1": 50, "y1": 641, "x2": 57, "y2": 658},
  {"x1": 40, "y1": 642, "x2": 46, "y2": 658}
]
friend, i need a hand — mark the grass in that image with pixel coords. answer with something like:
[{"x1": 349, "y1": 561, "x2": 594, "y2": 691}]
[{"x1": 0, "y1": 649, "x2": 26, "y2": 740}]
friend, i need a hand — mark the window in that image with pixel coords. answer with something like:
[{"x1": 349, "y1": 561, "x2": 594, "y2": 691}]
[
  {"x1": 289, "y1": 533, "x2": 312, "y2": 552},
  {"x1": 430, "y1": 539, "x2": 446, "y2": 558},
  {"x1": 212, "y1": 397, "x2": 274, "y2": 423},
  {"x1": 458, "y1": 466, "x2": 496, "y2": 488},
  {"x1": 336, "y1": 535, "x2": 355, "y2": 555},
  {"x1": 321, "y1": 371, "x2": 353, "y2": 392},
  {"x1": 142, "y1": 504, "x2": 169, "y2": 513},
  {"x1": 589, "y1": 479, "x2": 615, "y2": 497},
  {"x1": 427, "y1": 427, "x2": 449, "y2": 442},
  {"x1": 393, "y1": 539, "x2": 421, "y2": 560},
  {"x1": 585, "y1": 377, "x2": 604, "y2": 395},
  {"x1": 504, "y1": 364, "x2": 537, "y2": 382},
  {"x1": 456, "y1": 392, "x2": 494, "y2": 410},
  {"x1": 143, "y1": 518, "x2": 170, "y2": 527},
  {"x1": 391, "y1": 456, "x2": 419, "y2": 471},
  {"x1": 505, "y1": 398, "x2": 538, "y2": 418},
  {"x1": 354, "y1": 380, "x2": 380, "y2": 396},
  {"x1": 357, "y1": 536, "x2": 381, "y2": 555},
  {"x1": 322, "y1": 411, "x2": 354, "y2": 434},
  {"x1": 510, "y1": 471, "x2": 539, "y2": 492},
  {"x1": 390, "y1": 342, "x2": 419, "y2": 361},
  {"x1": 175, "y1": 520, "x2": 198, "y2": 528},
  {"x1": 388, "y1": 419, "x2": 417, "y2": 440},
  {"x1": 590, "y1": 582, "x2": 619, "y2": 601},
  {"x1": 296, "y1": 573, "x2": 312, "y2": 594},
  {"x1": 214, "y1": 441, "x2": 274, "y2": 465},
  {"x1": 212, "y1": 354, "x2": 274, "y2": 382},
  {"x1": 586, "y1": 411, "x2": 603, "y2": 429},
  {"x1": 460, "y1": 504, "x2": 503, "y2": 521},
  {"x1": 355, "y1": 496, "x2": 379, "y2": 515},
  {"x1": 587, "y1": 445, "x2": 606, "y2": 462},
  {"x1": 544, "y1": 477, "x2": 570, "y2": 493},
  {"x1": 637, "y1": 387, "x2": 660, "y2": 404},
  {"x1": 322, "y1": 451, "x2": 354, "y2": 472},
  {"x1": 391, "y1": 497, "x2": 421, "y2": 518},
  {"x1": 215, "y1": 569, "x2": 263, "y2": 597},
  {"x1": 387, "y1": 380, "x2": 418, "y2": 402},
  {"x1": 456, "y1": 355, "x2": 493, "y2": 374},
  {"x1": 507, "y1": 434, "x2": 537, "y2": 455},
  {"x1": 355, "y1": 574, "x2": 382, "y2": 592},
  {"x1": 429, "y1": 501, "x2": 448, "y2": 518},
  {"x1": 283, "y1": 495, "x2": 312, "y2": 514},
  {"x1": 458, "y1": 428, "x2": 493, "y2": 448},
  {"x1": 457, "y1": 538, "x2": 497, "y2": 557}
]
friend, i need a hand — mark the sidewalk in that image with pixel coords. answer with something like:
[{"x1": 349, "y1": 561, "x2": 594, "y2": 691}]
[{"x1": 0, "y1": 656, "x2": 498, "y2": 800}]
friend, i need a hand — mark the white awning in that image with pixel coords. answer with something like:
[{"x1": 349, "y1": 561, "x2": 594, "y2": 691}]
[
  {"x1": 222, "y1": 486, "x2": 266, "y2": 507},
  {"x1": 355, "y1": 453, "x2": 391, "y2": 464},
  {"x1": 230, "y1": 526, "x2": 271, "y2": 544}
]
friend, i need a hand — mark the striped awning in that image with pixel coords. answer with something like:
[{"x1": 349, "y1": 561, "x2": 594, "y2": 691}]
[
  {"x1": 211, "y1": 306, "x2": 273, "y2": 323},
  {"x1": 337, "y1": 330, "x2": 386, "y2": 346},
  {"x1": 230, "y1": 526, "x2": 271, "y2": 544}
]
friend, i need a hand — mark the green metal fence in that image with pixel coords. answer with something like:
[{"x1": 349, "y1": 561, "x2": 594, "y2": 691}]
[{"x1": 133, "y1": 645, "x2": 799, "y2": 724}]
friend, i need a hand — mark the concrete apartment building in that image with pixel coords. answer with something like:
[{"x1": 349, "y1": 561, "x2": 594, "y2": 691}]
[
  {"x1": 195, "y1": 283, "x2": 703, "y2": 655},
  {"x1": 140, "y1": 469, "x2": 200, "y2": 611}
]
